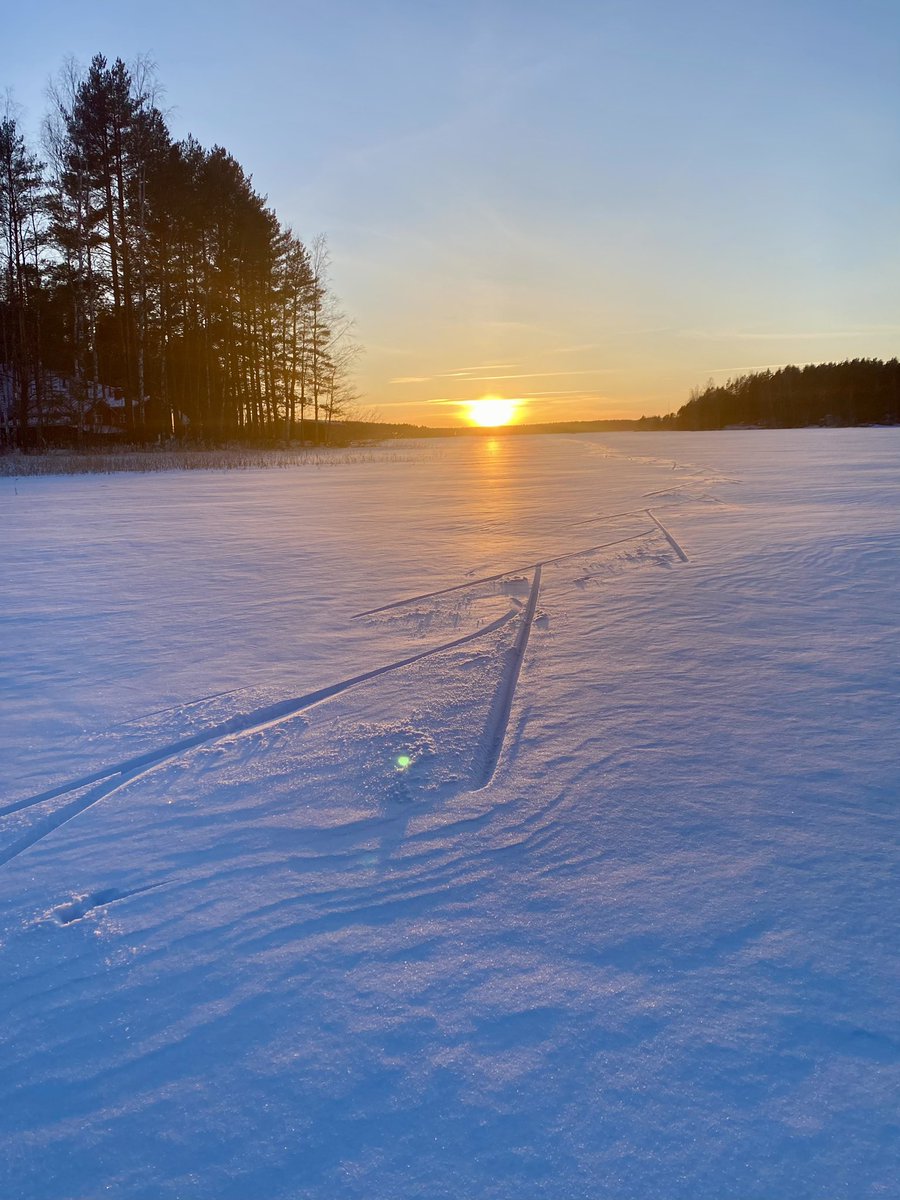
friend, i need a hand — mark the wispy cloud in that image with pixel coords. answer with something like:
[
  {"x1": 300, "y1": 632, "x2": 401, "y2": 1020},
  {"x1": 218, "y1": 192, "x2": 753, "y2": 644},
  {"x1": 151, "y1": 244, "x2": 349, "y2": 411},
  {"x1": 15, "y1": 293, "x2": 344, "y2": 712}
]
[
  {"x1": 683, "y1": 326, "x2": 900, "y2": 342},
  {"x1": 550, "y1": 343, "x2": 602, "y2": 355},
  {"x1": 390, "y1": 363, "x2": 518, "y2": 385},
  {"x1": 440, "y1": 363, "x2": 518, "y2": 376},
  {"x1": 426, "y1": 385, "x2": 615, "y2": 406},
  {"x1": 390, "y1": 365, "x2": 614, "y2": 386},
  {"x1": 516, "y1": 388, "x2": 606, "y2": 397},
  {"x1": 451, "y1": 369, "x2": 616, "y2": 382}
]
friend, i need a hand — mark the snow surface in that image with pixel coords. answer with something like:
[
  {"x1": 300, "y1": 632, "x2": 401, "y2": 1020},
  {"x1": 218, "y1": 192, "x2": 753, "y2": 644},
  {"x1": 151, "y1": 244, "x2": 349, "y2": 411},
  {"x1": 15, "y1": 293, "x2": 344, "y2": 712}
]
[{"x1": 1, "y1": 430, "x2": 899, "y2": 1199}]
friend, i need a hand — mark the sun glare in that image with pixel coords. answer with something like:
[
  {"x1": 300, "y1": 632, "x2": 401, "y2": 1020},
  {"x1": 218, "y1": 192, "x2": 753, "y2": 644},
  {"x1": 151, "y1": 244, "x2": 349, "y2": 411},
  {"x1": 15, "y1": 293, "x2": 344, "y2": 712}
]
[{"x1": 466, "y1": 396, "x2": 517, "y2": 427}]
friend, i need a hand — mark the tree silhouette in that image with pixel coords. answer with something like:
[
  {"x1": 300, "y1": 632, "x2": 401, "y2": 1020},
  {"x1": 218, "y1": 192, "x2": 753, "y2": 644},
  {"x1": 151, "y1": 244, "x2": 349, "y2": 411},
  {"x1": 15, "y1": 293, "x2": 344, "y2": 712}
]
[{"x1": 1, "y1": 54, "x2": 356, "y2": 448}]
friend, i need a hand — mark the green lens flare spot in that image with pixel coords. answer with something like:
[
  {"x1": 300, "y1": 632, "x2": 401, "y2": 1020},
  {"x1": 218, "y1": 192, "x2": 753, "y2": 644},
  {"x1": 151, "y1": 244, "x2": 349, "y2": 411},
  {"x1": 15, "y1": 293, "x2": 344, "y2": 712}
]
[{"x1": 395, "y1": 754, "x2": 411, "y2": 770}]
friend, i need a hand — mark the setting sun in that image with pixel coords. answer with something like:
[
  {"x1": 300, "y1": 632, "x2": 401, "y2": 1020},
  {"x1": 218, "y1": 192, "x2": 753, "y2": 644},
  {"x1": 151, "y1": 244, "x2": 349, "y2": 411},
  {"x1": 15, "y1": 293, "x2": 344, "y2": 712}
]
[{"x1": 466, "y1": 396, "x2": 517, "y2": 427}]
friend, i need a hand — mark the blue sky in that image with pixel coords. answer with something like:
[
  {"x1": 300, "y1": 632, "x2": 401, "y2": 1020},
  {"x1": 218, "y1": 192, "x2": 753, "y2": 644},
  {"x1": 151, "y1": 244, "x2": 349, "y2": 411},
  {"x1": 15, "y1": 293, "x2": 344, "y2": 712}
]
[{"x1": 5, "y1": 0, "x2": 900, "y2": 423}]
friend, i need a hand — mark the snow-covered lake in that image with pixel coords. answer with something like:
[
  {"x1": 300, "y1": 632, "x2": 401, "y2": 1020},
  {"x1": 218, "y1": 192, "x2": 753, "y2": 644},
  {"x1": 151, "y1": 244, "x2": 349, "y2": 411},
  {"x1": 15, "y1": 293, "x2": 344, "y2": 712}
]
[{"x1": 2, "y1": 430, "x2": 898, "y2": 1199}]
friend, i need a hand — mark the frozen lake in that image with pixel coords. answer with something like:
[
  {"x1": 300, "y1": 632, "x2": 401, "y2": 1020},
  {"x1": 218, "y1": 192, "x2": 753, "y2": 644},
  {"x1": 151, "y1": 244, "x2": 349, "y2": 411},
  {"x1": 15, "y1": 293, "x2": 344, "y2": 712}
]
[{"x1": 2, "y1": 430, "x2": 899, "y2": 1198}]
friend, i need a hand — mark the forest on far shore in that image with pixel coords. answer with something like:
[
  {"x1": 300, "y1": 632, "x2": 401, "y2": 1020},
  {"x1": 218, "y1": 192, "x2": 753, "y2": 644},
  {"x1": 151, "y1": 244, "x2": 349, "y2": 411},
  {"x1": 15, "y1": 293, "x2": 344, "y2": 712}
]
[
  {"x1": 641, "y1": 358, "x2": 900, "y2": 431},
  {"x1": 1, "y1": 54, "x2": 357, "y2": 449}
]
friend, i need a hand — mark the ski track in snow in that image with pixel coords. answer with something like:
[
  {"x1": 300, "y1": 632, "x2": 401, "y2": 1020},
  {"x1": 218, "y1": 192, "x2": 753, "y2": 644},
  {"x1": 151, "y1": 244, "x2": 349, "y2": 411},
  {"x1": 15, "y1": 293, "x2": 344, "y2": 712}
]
[
  {"x1": 477, "y1": 565, "x2": 542, "y2": 788},
  {"x1": 646, "y1": 508, "x2": 690, "y2": 562},
  {"x1": 351, "y1": 530, "x2": 658, "y2": 618},
  {"x1": 0, "y1": 608, "x2": 521, "y2": 866},
  {"x1": 2, "y1": 463, "x2": 701, "y2": 874}
]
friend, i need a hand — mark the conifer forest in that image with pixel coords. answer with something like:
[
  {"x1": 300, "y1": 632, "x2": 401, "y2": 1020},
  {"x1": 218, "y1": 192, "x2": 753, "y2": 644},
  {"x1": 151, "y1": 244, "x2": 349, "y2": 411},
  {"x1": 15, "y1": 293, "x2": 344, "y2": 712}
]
[{"x1": 0, "y1": 55, "x2": 356, "y2": 447}]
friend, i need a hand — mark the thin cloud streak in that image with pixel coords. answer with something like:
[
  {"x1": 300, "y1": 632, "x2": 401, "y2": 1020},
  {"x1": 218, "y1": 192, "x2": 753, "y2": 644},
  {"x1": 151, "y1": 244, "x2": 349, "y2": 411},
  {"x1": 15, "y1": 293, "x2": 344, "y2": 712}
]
[
  {"x1": 440, "y1": 363, "x2": 518, "y2": 376},
  {"x1": 390, "y1": 367, "x2": 613, "y2": 386},
  {"x1": 683, "y1": 327, "x2": 900, "y2": 342},
  {"x1": 454, "y1": 369, "x2": 616, "y2": 383},
  {"x1": 426, "y1": 386, "x2": 615, "y2": 405},
  {"x1": 518, "y1": 389, "x2": 609, "y2": 398},
  {"x1": 389, "y1": 364, "x2": 519, "y2": 384}
]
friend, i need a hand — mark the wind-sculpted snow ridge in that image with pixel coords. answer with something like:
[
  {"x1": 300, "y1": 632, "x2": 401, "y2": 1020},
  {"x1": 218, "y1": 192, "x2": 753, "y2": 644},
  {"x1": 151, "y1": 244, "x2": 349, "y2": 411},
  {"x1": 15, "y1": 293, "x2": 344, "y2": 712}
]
[{"x1": 4, "y1": 432, "x2": 898, "y2": 1200}]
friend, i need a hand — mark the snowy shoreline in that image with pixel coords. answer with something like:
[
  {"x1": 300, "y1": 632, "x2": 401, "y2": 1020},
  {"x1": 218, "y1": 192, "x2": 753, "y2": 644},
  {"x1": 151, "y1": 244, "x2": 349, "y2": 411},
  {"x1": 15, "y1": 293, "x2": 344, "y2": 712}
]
[{"x1": 0, "y1": 444, "x2": 429, "y2": 476}]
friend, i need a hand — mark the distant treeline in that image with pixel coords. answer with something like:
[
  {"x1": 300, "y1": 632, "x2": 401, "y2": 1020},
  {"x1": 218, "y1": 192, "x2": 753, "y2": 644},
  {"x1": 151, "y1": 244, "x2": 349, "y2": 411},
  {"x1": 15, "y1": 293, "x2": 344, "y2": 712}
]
[
  {"x1": 1, "y1": 54, "x2": 356, "y2": 448},
  {"x1": 657, "y1": 358, "x2": 900, "y2": 430}
]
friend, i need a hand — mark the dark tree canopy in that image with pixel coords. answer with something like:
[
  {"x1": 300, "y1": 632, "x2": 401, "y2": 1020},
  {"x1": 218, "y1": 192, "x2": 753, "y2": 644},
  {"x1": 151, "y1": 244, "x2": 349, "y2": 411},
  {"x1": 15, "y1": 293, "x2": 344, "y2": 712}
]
[
  {"x1": 660, "y1": 359, "x2": 900, "y2": 430},
  {"x1": 1, "y1": 54, "x2": 356, "y2": 447}
]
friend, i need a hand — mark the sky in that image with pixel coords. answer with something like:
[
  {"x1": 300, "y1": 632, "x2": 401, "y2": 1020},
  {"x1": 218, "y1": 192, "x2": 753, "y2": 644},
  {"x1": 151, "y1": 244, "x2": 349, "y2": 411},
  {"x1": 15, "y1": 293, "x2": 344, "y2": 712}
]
[{"x1": 4, "y1": 0, "x2": 900, "y2": 426}]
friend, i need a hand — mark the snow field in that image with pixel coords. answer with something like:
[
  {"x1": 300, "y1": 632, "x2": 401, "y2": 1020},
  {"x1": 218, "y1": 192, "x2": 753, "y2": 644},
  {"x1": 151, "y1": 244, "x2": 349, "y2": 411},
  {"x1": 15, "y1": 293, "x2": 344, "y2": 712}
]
[{"x1": 1, "y1": 431, "x2": 898, "y2": 1198}]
